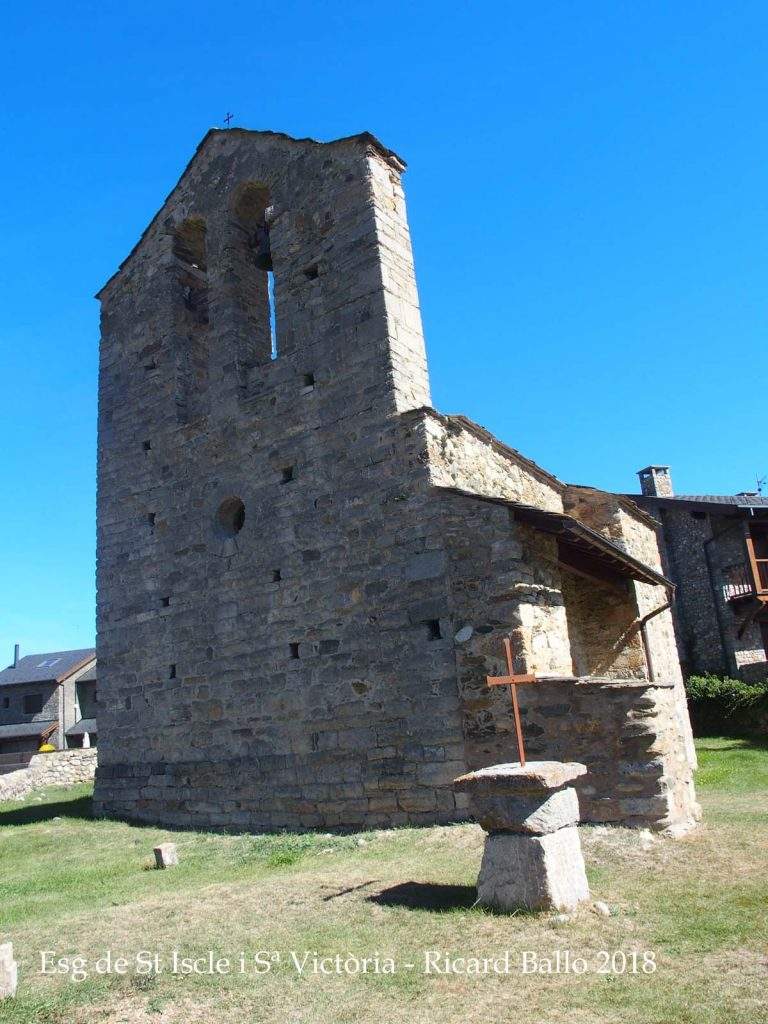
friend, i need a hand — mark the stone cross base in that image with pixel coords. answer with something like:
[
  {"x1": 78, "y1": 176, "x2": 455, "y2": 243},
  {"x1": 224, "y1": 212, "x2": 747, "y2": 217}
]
[
  {"x1": 454, "y1": 761, "x2": 591, "y2": 913},
  {"x1": 0, "y1": 942, "x2": 18, "y2": 999}
]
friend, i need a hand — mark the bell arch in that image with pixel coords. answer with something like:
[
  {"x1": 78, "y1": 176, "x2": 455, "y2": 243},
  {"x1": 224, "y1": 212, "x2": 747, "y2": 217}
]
[{"x1": 231, "y1": 182, "x2": 277, "y2": 372}]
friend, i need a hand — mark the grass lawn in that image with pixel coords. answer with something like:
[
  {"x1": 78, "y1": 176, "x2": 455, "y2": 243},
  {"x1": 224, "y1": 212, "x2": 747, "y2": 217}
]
[{"x1": 1, "y1": 737, "x2": 766, "y2": 1024}]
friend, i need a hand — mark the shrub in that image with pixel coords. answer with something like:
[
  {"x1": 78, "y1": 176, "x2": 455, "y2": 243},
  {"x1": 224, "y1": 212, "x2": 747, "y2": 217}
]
[{"x1": 686, "y1": 674, "x2": 768, "y2": 736}]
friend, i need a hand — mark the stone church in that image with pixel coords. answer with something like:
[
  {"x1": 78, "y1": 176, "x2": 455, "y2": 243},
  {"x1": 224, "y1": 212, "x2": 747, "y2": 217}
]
[{"x1": 94, "y1": 128, "x2": 698, "y2": 834}]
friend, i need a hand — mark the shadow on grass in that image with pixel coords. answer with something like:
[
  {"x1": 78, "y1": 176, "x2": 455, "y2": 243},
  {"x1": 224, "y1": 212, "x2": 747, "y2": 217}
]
[
  {"x1": 368, "y1": 881, "x2": 477, "y2": 911},
  {"x1": 0, "y1": 795, "x2": 93, "y2": 826},
  {"x1": 696, "y1": 737, "x2": 768, "y2": 752}
]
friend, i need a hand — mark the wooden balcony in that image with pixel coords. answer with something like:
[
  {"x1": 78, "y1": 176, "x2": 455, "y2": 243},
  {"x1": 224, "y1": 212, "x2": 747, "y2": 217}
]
[
  {"x1": 723, "y1": 556, "x2": 768, "y2": 603},
  {"x1": 723, "y1": 564, "x2": 753, "y2": 601}
]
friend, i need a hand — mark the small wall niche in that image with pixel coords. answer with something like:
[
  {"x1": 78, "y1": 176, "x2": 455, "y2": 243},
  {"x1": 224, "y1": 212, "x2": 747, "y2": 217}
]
[
  {"x1": 423, "y1": 619, "x2": 442, "y2": 641},
  {"x1": 161, "y1": 596, "x2": 171, "y2": 607},
  {"x1": 301, "y1": 372, "x2": 315, "y2": 392},
  {"x1": 281, "y1": 466, "x2": 295, "y2": 484},
  {"x1": 217, "y1": 496, "x2": 246, "y2": 536},
  {"x1": 303, "y1": 263, "x2": 319, "y2": 280},
  {"x1": 169, "y1": 664, "x2": 177, "y2": 679},
  {"x1": 142, "y1": 440, "x2": 152, "y2": 452},
  {"x1": 271, "y1": 569, "x2": 282, "y2": 582},
  {"x1": 289, "y1": 643, "x2": 300, "y2": 659}
]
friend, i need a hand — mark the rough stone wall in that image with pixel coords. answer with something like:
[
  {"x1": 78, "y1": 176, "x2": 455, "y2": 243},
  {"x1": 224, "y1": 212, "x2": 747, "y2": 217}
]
[
  {"x1": 418, "y1": 411, "x2": 563, "y2": 512},
  {"x1": 559, "y1": 572, "x2": 645, "y2": 679},
  {"x1": 516, "y1": 678, "x2": 698, "y2": 832},
  {"x1": 0, "y1": 749, "x2": 97, "y2": 802},
  {"x1": 459, "y1": 673, "x2": 699, "y2": 832}
]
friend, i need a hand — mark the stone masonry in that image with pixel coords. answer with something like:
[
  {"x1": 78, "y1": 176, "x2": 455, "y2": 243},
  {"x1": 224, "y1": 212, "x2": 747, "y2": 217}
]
[
  {"x1": 0, "y1": 748, "x2": 97, "y2": 802},
  {"x1": 93, "y1": 128, "x2": 699, "y2": 833}
]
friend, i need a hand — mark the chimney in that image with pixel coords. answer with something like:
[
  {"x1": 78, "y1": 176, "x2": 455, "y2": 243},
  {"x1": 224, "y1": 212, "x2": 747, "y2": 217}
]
[
  {"x1": 13, "y1": 644, "x2": 19, "y2": 668},
  {"x1": 637, "y1": 465, "x2": 673, "y2": 498}
]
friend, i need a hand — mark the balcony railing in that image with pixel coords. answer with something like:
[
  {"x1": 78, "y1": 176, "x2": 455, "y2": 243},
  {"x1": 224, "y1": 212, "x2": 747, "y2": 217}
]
[
  {"x1": 723, "y1": 560, "x2": 768, "y2": 602},
  {"x1": 723, "y1": 564, "x2": 754, "y2": 601}
]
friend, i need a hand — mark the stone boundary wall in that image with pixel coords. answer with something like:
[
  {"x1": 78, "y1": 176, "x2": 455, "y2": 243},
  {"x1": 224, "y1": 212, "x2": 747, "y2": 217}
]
[
  {"x1": 0, "y1": 749, "x2": 97, "y2": 803},
  {"x1": 516, "y1": 677, "x2": 698, "y2": 833}
]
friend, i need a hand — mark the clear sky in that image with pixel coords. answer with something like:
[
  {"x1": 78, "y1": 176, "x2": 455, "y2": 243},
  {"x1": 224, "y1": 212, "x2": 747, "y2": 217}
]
[{"x1": 1, "y1": 1, "x2": 767, "y2": 657}]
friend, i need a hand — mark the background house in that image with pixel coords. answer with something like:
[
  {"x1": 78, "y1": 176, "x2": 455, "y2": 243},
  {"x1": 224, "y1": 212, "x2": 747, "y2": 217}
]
[
  {"x1": 0, "y1": 646, "x2": 97, "y2": 773},
  {"x1": 629, "y1": 466, "x2": 768, "y2": 681}
]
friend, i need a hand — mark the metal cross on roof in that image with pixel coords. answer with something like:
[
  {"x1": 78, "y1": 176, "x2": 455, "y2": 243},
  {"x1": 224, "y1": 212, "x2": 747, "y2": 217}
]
[
  {"x1": 224, "y1": 112, "x2": 234, "y2": 127},
  {"x1": 486, "y1": 636, "x2": 540, "y2": 767}
]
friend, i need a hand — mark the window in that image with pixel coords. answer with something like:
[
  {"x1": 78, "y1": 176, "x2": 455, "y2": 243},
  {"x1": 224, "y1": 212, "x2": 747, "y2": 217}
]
[
  {"x1": 233, "y1": 182, "x2": 277, "y2": 366},
  {"x1": 281, "y1": 466, "x2": 294, "y2": 484},
  {"x1": 2, "y1": 697, "x2": 9, "y2": 709},
  {"x1": 23, "y1": 694, "x2": 44, "y2": 715}
]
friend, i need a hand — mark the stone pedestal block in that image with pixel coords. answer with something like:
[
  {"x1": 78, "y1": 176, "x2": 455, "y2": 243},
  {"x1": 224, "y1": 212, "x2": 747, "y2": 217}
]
[
  {"x1": 454, "y1": 761, "x2": 591, "y2": 913},
  {"x1": 477, "y1": 828, "x2": 590, "y2": 912},
  {"x1": 0, "y1": 943, "x2": 18, "y2": 999},
  {"x1": 153, "y1": 842, "x2": 178, "y2": 869}
]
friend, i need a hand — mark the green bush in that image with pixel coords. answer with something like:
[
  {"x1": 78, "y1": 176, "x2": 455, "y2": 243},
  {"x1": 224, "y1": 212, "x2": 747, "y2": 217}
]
[{"x1": 686, "y1": 674, "x2": 768, "y2": 736}]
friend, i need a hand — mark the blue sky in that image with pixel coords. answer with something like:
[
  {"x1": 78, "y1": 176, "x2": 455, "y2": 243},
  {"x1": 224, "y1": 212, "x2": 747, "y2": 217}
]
[{"x1": 1, "y1": 1, "x2": 767, "y2": 656}]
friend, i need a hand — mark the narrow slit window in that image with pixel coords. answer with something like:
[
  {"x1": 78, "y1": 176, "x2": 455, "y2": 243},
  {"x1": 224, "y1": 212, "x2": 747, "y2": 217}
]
[
  {"x1": 169, "y1": 664, "x2": 177, "y2": 679},
  {"x1": 281, "y1": 466, "x2": 294, "y2": 484},
  {"x1": 269, "y1": 270, "x2": 278, "y2": 360},
  {"x1": 289, "y1": 643, "x2": 300, "y2": 659},
  {"x1": 161, "y1": 596, "x2": 171, "y2": 607}
]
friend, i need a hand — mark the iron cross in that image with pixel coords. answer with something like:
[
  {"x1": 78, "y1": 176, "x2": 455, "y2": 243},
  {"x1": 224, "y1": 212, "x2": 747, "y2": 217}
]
[
  {"x1": 486, "y1": 636, "x2": 539, "y2": 767},
  {"x1": 224, "y1": 112, "x2": 234, "y2": 127}
]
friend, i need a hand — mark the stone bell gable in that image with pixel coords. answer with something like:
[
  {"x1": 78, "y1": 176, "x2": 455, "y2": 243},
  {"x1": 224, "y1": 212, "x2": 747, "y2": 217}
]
[{"x1": 94, "y1": 129, "x2": 698, "y2": 834}]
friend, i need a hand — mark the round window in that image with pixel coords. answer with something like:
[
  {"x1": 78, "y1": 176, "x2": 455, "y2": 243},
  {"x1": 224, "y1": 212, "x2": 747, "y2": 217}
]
[{"x1": 217, "y1": 496, "x2": 245, "y2": 536}]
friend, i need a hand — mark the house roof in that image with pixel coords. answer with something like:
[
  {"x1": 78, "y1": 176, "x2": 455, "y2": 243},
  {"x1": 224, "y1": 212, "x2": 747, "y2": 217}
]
[
  {"x1": 438, "y1": 487, "x2": 673, "y2": 590},
  {"x1": 629, "y1": 493, "x2": 768, "y2": 511},
  {"x1": 0, "y1": 721, "x2": 57, "y2": 740},
  {"x1": 66, "y1": 718, "x2": 97, "y2": 737},
  {"x1": 0, "y1": 649, "x2": 96, "y2": 688},
  {"x1": 76, "y1": 663, "x2": 97, "y2": 683}
]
